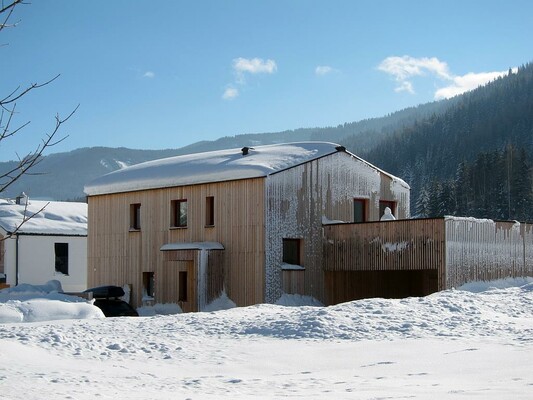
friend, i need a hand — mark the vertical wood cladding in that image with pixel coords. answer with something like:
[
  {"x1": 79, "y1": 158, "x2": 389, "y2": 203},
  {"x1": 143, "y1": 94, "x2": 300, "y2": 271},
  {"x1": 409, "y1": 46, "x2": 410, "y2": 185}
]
[
  {"x1": 265, "y1": 151, "x2": 410, "y2": 304},
  {"x1": 444, "y1": 218, "x2": 533, "y2": 288},
  {"x1": 88, "y1": 178, "x2": 265, "y2": 308},
  {"x1": 323, "y1": 218, "x2": 533, "y2": 304}
]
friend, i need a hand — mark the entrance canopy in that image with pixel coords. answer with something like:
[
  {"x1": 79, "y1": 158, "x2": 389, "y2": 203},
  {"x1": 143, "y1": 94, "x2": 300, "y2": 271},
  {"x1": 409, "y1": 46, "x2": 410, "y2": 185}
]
[{"x1": 160, "y1": 242, "x2": 224, "y2": 251}]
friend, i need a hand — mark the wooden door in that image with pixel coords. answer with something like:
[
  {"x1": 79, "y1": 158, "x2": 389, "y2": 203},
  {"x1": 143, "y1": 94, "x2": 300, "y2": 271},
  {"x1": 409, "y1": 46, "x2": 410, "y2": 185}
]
[{"x1": 160, "y1": 260, "x2": 197, "y2": 312}]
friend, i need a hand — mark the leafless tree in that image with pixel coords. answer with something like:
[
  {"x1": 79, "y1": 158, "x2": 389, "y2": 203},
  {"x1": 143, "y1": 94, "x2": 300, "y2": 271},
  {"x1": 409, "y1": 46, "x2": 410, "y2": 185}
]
[{"x1": 1, "y1": 0, "x2": 78, "y2": 237}]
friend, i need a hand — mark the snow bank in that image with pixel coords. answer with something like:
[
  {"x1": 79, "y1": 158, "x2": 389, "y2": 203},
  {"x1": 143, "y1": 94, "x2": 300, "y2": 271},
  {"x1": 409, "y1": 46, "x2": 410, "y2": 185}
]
[
  {"x1": 0, "y1": 280, "x2": 104, "y2": 323},
  {"x1": 137, "y1": 303, "x2": 183, "y2": 316},
  {"x1": 275, "y1": 293, "x2": 324, "y2": 307},
  {"x1": 458, "y1": 276, "x2": 533, "y2": 292},
  {"x1": 203, "y1": 290, "x2": 237, "y2": 312}
]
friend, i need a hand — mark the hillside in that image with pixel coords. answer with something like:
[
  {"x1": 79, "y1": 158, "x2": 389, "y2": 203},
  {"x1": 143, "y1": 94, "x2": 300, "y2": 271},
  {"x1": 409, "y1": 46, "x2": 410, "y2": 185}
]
[
  {"x1": 0, "y1": 98, "x2": 455, "y2": 201},
  {"x1": 359, "y1": 62, "x2": 533, "y2": 220}
]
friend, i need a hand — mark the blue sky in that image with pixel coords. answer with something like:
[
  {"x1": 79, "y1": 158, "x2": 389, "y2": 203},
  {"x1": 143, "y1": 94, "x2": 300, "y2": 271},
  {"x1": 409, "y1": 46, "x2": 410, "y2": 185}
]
[{"x1": 1, "y1": 0, "x2": 532, "y2": 161}]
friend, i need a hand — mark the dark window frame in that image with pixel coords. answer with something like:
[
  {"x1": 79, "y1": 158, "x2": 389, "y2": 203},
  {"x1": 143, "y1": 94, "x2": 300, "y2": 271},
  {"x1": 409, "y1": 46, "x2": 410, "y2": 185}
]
[
  {"x1": 353, "y1": 198, "x2": 367, "y2": 223},
  {"x1": 142, "y1": 271, "x2": 155, "y2": 298},
  {"x1": 379, "y1": 200, "x2": 397, "y2": 219},
  {"x1": 54, "y1": 242, "x2": 69, "y2": 275},
  {"x1": 171, "y1": 199, "x2": 188, "y2": 228},
  {"x1": 178, "y1": 270, "x2": 188, "y2": 302},
  {"x1": 205, "y1": 196, "x2": 215, "y2": 227},
  {"x1": 130, "y1": 203, "x2": 141, "y2": 231},
  {"x1": 282, "y1": 238, "x2": 303, "y2": 266}
]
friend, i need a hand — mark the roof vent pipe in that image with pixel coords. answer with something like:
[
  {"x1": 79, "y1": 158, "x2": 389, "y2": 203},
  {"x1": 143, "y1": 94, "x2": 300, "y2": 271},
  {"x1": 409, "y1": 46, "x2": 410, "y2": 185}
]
[
  {"x1": 16, "y1": 192, "x2": 28, "y2": 205},
  {"x1": 241, "y1": 146, "x2": 254, "y2": 156}
]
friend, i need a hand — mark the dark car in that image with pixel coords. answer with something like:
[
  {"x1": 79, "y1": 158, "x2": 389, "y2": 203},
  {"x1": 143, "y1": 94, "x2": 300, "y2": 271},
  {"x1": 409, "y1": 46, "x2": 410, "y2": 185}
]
[{"x1": 84, "y1": 285, "x2": 139, "y2": 317}]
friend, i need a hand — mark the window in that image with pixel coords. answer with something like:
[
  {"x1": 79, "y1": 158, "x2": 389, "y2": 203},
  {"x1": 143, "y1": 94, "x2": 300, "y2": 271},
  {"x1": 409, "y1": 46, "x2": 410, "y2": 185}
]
[
  {"x1": 54, "y1": 243, "x2": 69, "y2": 275},
  {"x1": 282, "y1": 238, "x2": 302, "y2": 266},
  {"x1": 142, "y1": 272, "x2": 155, "y2": 298},
  {"x1": 130, "y1": 203, "x2": 141, "y2": 230},
  {"x1": 353, "y1": 199, "x2": 367, "y2": 223},
  {"x1": 205, "y1": 196, "x2": 215, "y2": 226},
  {"x1": 179, "y1": 271, "x2": 188, "y2": 302},
  {"x1": 171, "y1": 199, "x2": 188, "y2": 228},
  {"x1": 379, "y1": 200, "x2": 396, "y2": 219}
]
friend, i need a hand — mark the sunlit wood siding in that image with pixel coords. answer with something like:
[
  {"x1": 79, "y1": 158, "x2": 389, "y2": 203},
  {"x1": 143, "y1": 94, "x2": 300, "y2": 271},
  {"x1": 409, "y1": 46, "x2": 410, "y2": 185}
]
[
  {"x1": 88, "y1": 177, "x2": 265, "y2": 308},
  {"x1": 323, "y1": 219, "x2": 446, "y2": 274},
  {"x1": 323, "y1": 218, "x2": 533, "y2": 304},
  {"x1": 265, "y1": 151, "x2": 410, "y2": 303},
  {"x1": 445, "y1": 218, "x2": 533, "y2": 288},
  {"x1": 323, "y1": 218, "x2": 444, "y2": 303}
]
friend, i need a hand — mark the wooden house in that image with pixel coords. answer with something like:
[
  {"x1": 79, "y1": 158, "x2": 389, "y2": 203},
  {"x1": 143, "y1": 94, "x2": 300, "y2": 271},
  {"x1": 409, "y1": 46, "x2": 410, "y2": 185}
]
[
  {"x1": 84, "y1": 142, "x2": 410, "y2": 310},
  {"x1": 0, "y1": 194, "x2": 88, "y2": 292}
]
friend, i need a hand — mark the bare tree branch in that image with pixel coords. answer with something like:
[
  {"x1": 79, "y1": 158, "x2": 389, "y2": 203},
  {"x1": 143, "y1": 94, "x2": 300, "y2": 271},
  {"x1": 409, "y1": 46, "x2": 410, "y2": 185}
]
[
  {"x1": 0, "y1": 0, "x2": 23, "y2": 33},
  {"x1": 0, "y1": 74, "x2": 60, "y2": 107},
  {"x1": 0, "y1": 104, "x2": 78, "y2": 193},
  {"x1": 0, "y1": 200, "x2": 49, "y2": 241},
  {"x1": 0, "y1": 0, "x2": 78, "y2": 237}
]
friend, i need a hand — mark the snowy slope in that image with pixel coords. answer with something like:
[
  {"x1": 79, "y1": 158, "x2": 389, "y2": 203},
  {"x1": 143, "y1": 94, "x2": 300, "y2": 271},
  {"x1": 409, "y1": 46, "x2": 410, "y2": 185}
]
[{"x1": 0, "y1": 279, "x2": 532, "y2": 399}]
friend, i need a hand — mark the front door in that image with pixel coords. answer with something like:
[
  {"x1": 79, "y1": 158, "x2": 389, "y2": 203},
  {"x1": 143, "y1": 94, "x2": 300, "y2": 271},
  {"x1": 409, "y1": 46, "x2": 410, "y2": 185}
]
[{"x1": 161, "y1": 260, "x2": 196, "y2": 312}]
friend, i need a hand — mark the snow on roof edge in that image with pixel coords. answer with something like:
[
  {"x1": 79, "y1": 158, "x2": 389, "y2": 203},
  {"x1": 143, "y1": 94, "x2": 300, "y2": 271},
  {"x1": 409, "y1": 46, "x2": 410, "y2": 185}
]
[
  {"x1": 84, "y1": 142, "x2": 410, "y2": 196},
  {"x1": 85, "y1": 142, "x2": 341, "y2": 196}
]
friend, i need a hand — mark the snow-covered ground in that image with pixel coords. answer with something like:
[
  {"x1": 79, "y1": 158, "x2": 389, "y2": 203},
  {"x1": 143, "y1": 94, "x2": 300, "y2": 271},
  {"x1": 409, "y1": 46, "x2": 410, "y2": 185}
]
[{"x1": 0, "y1": 278, "x2": 532, "y2": 399}]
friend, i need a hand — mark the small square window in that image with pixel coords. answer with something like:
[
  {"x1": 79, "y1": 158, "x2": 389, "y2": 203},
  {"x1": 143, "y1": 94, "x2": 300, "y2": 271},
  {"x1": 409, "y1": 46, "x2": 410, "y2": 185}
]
[
  {"x1": 379, "y1": 200, "x2": 396, "y2": 219},
  {"x1": 171, "y1": 199, "x2": 187, "y2": 228},
  {"x1": 54, "y1": 243, "x2": 69, "y2": 275},
  {"x1": 130, "y1": 203, "x2": 141, "y2": 230},
  {"x1": 282, "y1": 238, "x2": 302, "y2": 266}
]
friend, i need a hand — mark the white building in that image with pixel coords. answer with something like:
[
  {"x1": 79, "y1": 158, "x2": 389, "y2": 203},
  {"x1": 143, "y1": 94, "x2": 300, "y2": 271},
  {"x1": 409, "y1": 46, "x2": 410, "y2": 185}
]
[{"x1": 0, "y1": 194, "x2": 88, "y2": 292}]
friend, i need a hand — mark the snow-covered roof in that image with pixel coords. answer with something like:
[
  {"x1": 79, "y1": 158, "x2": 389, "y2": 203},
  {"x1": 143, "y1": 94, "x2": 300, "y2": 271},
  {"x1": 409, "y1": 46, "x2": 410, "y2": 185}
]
[
  {"x1": 0, "y1": 199, "x2": 87, "y2": 236},
  {"x1": 84, "y1": 142, "x2": 409, "y2": 196},
  {"x1": 84, "y1": 142, "x2": 344, "y2": 196}
]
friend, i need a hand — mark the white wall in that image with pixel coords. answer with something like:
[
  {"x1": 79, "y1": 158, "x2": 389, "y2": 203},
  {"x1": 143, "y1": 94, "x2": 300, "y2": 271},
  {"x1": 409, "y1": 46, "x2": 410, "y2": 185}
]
[{"x1": 3, "y1": 234, "x2": 87, "y2": 292}]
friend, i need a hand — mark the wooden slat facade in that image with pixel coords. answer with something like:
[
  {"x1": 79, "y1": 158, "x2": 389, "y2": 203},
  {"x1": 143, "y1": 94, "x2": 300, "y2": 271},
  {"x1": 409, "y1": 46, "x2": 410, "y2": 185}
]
[
  {"x1": 88, "y1": 178, "x2": 265, "y2": 309},
  {"x1": 265, "y1": 151, "x2": 410, "y2": 304},
  {"x1": 323, "y1": 218, "x2": 444, "y2": 304},
  {"x1": 323, "y1": 218, "x2": 533, "y2": 305},
  {"x1": 445, "y1": 218, "x2": 533, "y2": 288}
]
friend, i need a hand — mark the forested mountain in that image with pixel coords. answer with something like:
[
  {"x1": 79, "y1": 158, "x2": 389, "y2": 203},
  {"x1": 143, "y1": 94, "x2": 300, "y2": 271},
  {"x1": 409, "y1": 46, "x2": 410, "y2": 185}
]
[
  {"x1": 359, "y1": 62, "x2": 533, "y2": 220},
  {"x1": 0, "y1": 94, "x2": 455, "y2": 201},
  {"x1": 174, "y1": 97, "x2": 456, "y2": 156}
]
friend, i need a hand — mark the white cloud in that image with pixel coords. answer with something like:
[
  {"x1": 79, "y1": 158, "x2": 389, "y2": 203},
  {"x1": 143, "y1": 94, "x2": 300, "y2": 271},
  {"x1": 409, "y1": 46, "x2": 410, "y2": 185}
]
[
  {"x1": 222, "y1": 57, "x2": 277, "y2": 100},
  {"x1": 222, "y1": 87, "x2": 239, "y2": 100},
  {"x1": 233, "y1": 57, "x2": 277, "y2": 75},
  {"x1": 378, "y1": 56, "x2": 451, "y2": 93},
  {"x1": 315, "y1": 65, "x2": 335, "y2": 76},
  {"x1": 394, "y1": 80, "x2": 414, "y2": 94},
  {"x1": 435, "y1": 68, "x2": 517, "y2": 99},
  {"x1": 379, "y1": 55, "x2": 517, "y2": 100},
  {"x1": 143, "y1": 71, "x2": 155, "y2": 78}
]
